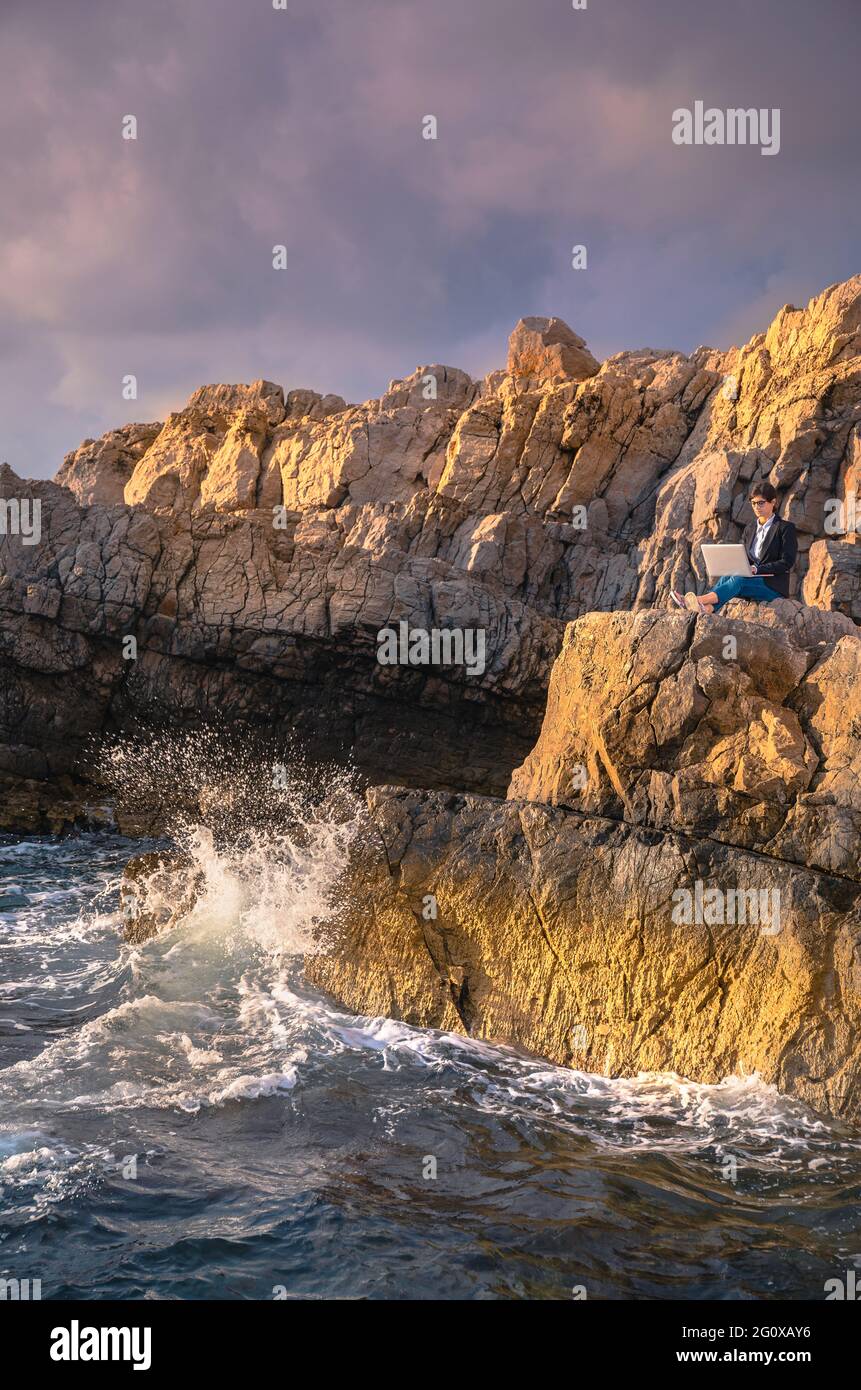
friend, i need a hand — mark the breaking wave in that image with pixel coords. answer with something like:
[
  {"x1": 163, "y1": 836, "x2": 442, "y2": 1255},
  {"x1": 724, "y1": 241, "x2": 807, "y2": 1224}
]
[{"x1": 2, "y1": 736, "x2": 860, "y2": 1298}]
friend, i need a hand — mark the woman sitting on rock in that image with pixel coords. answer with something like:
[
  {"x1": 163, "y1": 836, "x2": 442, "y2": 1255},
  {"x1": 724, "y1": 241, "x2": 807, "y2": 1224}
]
[{"x1": 672, "y1": 482, "x2": 798, "y2": 615}]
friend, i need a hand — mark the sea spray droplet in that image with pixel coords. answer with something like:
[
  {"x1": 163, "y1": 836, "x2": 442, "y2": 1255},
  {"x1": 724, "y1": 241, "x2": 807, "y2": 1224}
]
[{"x1": 97, "y1": 729, "x2": 367, "y2": 952}]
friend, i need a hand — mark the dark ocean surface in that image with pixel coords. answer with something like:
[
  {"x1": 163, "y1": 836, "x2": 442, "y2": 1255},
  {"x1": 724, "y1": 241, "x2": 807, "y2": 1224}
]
[{"x1": 2, "y1": 830, "x2": 860, "y2": 1302}]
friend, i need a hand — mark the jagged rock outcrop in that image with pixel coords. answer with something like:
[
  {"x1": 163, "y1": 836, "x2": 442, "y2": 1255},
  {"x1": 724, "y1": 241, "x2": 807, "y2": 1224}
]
[
  {"x1": 305, "y1": 784, "x2": 861, "y2": 1122},
  {"x1": 506, "y1": 316, "x2": 600, "y2": 385},
  {"x1": 2, "y1": 277, "x2": 861, "y2": 828},
  {"x1": 306, "y1": 604, "x2": 861, "y2": 1122},
  {"x1": 636, "y1": 277, "x2": 861, "y2": 615},
  {"x1": 0, "y1": 461, "x2": 561, "y2": 826},
  {"x1": 55, "y1": 422, "x2": 162, "y2": 507},
  {"x1": 510, "y1": 604, "x2": 861, "y2": 879}
]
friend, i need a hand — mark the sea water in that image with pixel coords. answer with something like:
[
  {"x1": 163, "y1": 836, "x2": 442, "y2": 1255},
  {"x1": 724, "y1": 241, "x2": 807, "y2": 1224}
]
[{"x1": 1, "y1": 803, "x2": 860, "y2": 1301}]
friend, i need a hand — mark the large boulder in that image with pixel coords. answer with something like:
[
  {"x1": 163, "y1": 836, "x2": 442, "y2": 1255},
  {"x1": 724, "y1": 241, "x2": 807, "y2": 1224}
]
[
  {"x1": 306, "y1": 786, "x2": 861, "y2": 1123},
  {"x1": 509, "y1": 608, "x2": 861, "y2": 878},
  {"x1": 506, "y1": 316, "x2": 600, "y2": 386},
  {"x1": 721, "y1": 594, "x2": 859, "y2": 648},
  {"x1": 305, "y1": 603, "x2": 861, "y2": 1124},
  {"x1": 804, "y1": 539, "x2": 861, "y2": 625}
]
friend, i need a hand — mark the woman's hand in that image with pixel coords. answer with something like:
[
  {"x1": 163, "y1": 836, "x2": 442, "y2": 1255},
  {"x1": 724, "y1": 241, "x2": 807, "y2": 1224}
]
[{"x1": 751, "y1": 564, "x2": 758, "y2": 574}]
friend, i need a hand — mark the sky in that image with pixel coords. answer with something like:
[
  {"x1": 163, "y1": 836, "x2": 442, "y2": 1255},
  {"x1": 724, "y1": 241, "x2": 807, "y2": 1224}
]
[{"x1": 1, "y1": 0, "x2": 859, "y2": 480}]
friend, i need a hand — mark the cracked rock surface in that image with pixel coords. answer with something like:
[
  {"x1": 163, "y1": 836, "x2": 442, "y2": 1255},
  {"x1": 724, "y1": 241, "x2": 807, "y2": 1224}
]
[
  {"x1": 7, "y1": 275, "x2": 860, "y2": 1118},
  {"x1": 2, "y1": 278, "x2": 861, "y2": 830},
  {"x1": 306, "y1": 785, "x2": 861, "y2": 1121},
  {"x1": 307, "y1": 599, "x2": 860, "y2": 1121},
  {"x1": 510, "y1": 605, "x2": 861, "y2": 880}
]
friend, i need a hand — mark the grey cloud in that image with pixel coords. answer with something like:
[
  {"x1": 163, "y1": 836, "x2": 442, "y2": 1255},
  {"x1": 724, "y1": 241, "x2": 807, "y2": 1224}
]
[{"x1": 0, "y1": 0, "x2": 858, "y2": 478}]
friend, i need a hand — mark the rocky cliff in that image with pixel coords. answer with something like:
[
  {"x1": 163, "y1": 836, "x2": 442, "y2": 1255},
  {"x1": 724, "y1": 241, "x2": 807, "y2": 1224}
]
[
  {"x1": 2, "y1": 276, "x2": 861, "y2": 829},
  {"x1": 306, "y1": 601, "x2": 861, "y2": 1122}
]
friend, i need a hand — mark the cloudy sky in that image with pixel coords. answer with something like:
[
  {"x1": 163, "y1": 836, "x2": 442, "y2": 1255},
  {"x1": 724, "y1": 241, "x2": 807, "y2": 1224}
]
[{"x1": 2, "y1": 0, "x2": 859, "y2": 480}]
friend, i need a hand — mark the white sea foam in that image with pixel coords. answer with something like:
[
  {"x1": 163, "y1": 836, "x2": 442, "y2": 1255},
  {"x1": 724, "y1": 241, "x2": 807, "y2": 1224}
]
[{"x1": 1, "y1": 744, "x2": 859, "y2": 1226}]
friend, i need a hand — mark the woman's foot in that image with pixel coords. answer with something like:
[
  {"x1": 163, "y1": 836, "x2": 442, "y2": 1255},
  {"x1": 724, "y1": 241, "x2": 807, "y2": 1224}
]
[
  {"x1": 684, "y1": 592, "x2": 710, "y2": 616},
  {"x1": 670, "y1": 590, "x2": 687, "y2": 609}
]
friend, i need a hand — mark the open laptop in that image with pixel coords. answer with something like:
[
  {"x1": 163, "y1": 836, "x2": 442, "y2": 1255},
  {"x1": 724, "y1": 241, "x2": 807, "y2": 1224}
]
[{"x1": 700, "y1": 543, "x2": 753, "y2": 579}]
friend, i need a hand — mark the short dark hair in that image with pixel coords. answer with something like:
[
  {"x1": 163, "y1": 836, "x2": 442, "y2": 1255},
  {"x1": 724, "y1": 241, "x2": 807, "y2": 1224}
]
[{"x1": 750, "y1": 481, "x2": 777, "y2": 503}]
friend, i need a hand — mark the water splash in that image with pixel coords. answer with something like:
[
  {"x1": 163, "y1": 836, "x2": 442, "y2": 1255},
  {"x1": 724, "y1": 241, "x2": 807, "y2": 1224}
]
[
  {"x1": 97, "y1": 727, "x2": 367, "y2": 955},
  {"x1": 3, "y1": 743, "x2": 861, "y2": 1299},
  {"x1": 97, "y1": 725, "x2": 363, "y2": 842}
]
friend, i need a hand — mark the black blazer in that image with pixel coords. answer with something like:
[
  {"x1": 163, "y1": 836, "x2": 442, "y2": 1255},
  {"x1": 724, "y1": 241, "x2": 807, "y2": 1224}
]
[{"x1": 742, "y1": 516, "x2": 797, "y2": 597}]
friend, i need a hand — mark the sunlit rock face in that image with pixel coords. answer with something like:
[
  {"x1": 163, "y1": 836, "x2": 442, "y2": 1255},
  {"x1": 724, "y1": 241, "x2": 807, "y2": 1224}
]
[
  {"x1": 509, "y1": 605, "x2": 861, "y2": 880},
  {"x1": 305, "y1": 780, "x2": 861, "y2": 1124},
  {"x1": 20, "y1": 277, "x2": 861, "y2": 1123},
  {"x1": 1, "y1": 276, "x2": 860, "y2": 827},
  {"x1": 55, "y1": 423, "x2": 162, "y2": 508},
  {"x1": 306, "y1": 602, "x2": 861, "y2": 1124}
]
